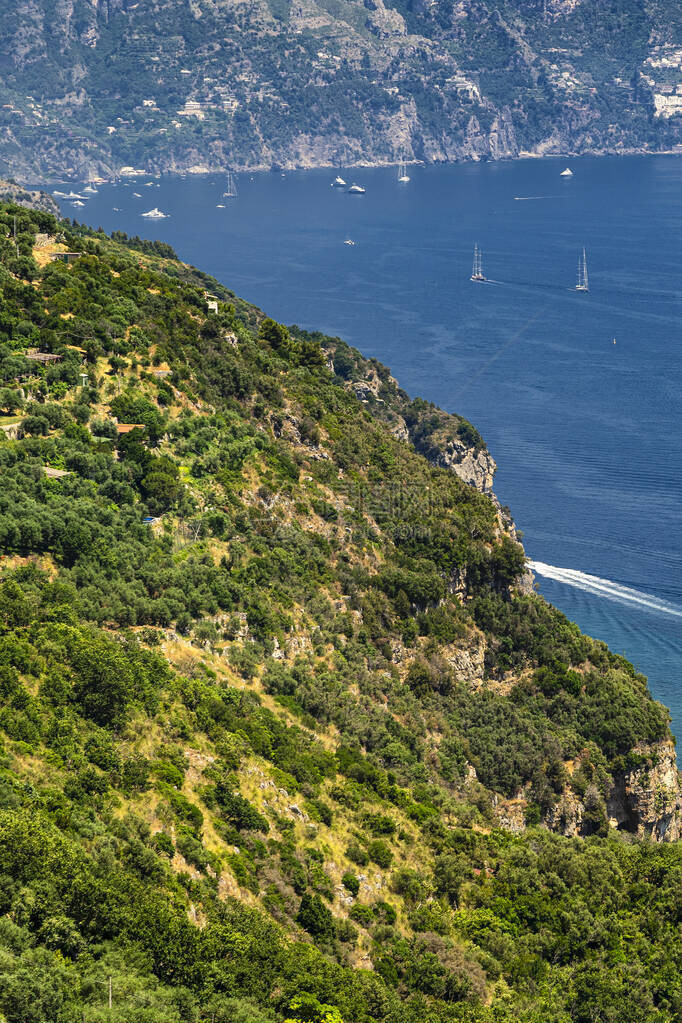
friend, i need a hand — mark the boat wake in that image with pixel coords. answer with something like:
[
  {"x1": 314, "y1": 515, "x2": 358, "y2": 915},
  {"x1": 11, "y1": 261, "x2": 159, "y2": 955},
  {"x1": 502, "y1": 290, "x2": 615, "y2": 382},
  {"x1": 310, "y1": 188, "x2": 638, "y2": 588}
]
[{"x1": 529, "y1": 561, "x2": 682, "y2": 619}]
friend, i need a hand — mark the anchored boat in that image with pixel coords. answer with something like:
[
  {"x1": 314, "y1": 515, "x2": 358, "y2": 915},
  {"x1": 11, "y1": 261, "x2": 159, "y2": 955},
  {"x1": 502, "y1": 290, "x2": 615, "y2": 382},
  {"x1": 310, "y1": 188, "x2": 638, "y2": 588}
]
[
  {"x1": 470, "y1": 243, "x2": 486, "y2": 282},
  {"x1": 398, "y1": 155, "x2": 410, "y2": 183}
]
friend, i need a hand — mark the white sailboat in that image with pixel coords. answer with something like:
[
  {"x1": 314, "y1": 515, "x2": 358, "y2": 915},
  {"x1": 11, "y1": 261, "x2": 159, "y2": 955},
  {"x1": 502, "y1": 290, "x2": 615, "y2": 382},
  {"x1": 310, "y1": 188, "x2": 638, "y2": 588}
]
[
  {"x1": 560, "y1": 167, "x2": 574, "y2": 177},
  {"x1": 397, "y1": 155, "x2": 410, "y2": 183},
  {"x1": 575, "y1": 247, "x2": 589, "y2": 291},
  {"x1": 332, "y1": 175, "x2": 347, "y2": 188},
  {"x1": 470, "y1": 243, "x2": 485, "y2": 282},
  {"x1": 223, "y1": 170, "x2": 238, "y2": 198},
  {"x1": 141, "y1": 207, "x2": 168, "y2": 219}
]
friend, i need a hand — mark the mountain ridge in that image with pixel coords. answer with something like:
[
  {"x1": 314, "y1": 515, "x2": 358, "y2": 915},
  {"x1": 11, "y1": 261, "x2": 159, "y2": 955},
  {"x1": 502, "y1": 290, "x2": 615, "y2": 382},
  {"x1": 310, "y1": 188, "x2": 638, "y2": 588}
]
[{"x1": 0, "y1": 0, "x2": 680, "y2": 181}]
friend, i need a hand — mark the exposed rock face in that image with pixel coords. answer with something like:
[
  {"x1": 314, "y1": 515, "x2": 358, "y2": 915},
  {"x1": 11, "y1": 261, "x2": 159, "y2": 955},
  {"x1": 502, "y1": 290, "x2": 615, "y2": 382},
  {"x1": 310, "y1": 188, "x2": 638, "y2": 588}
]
[
  {"x1": 544, "y1": 788, "x2": 585, "y2": 838},
  {"x1": 424, "y1": 436, "x2": 496, "y2": 494},
  {"x1": 540, "y1": 741, "x2": 682, "y2": 843},
  {"x1": 607, "y1": 740, "x2": 682, "y2": 842},
  {"x1": 440, "y1": 635, "x2": 486, "y2": 688}
]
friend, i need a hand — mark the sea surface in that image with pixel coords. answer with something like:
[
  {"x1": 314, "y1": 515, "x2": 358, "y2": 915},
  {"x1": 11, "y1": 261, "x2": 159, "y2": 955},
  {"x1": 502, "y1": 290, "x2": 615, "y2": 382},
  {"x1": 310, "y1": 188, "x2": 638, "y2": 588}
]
[{"x1": 57, "y1": 156, "x2": 682, "y2": 739}]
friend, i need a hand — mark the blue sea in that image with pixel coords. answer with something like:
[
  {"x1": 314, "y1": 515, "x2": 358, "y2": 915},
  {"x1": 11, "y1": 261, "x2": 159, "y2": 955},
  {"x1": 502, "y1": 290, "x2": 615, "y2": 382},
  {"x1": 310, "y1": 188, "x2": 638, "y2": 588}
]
[{"x1": 58, "y1": 156, "x2": 682, "y2": 739}]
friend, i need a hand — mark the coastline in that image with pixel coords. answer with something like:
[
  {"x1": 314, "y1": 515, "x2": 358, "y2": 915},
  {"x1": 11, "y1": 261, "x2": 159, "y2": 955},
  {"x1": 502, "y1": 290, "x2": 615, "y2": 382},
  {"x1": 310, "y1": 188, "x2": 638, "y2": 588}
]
[{"x1": 25, "y1": 146, "x2": 682, "y2": 188}]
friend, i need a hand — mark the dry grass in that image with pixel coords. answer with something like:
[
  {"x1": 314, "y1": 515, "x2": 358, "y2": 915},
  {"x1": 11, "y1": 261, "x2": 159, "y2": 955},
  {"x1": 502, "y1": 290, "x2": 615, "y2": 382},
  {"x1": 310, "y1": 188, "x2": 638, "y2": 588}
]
[{"x1": 33, "y1": 241, "x2": 67, "y2": 268}]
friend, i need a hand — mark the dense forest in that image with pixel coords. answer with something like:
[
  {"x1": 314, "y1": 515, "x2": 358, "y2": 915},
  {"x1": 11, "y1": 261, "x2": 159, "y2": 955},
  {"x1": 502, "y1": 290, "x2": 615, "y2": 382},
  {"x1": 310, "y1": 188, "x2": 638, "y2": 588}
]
[{"x1": 0, "y1": 203, "x2": 679, "y2": 1021}]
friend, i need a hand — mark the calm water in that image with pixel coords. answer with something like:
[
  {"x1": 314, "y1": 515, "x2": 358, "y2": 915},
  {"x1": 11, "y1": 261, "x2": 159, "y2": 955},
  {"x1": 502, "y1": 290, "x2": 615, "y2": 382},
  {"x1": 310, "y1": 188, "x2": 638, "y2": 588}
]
[{"x1": 61, "y1": 157, "x2": 682, "y2": 737}]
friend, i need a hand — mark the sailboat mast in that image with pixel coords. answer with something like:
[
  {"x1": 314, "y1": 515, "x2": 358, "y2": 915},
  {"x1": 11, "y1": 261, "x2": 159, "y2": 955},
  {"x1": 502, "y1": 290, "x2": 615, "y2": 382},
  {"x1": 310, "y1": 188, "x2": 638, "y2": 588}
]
[
  {"x1": 575, "y1": 247, "x2": 588, "y2": 291},
  {"x1": 470, "y1": 243, "x2": 484, "y2": 281}
]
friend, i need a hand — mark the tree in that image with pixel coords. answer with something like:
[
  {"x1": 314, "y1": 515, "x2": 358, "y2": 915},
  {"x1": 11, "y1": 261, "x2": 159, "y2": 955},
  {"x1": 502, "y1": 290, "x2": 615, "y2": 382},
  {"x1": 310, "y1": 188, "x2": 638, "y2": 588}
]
[
  {"x1": 0, "y1": 388, "x2": 23, "y2": 415},
  {"x1": 296, "y1": 894, "x2": 334, "y2": 939},
  {"x1": 258, "y1": 317, "x2": 291, "y2": 353},
  {"x1": 285, "y1": 995, "x2": 343, "y2": 1023}
]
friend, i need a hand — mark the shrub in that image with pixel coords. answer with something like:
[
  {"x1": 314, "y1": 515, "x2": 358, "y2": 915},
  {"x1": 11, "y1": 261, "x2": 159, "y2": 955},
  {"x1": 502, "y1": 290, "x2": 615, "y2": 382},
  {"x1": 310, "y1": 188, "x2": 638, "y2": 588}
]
[
  {"x1": 346, "y1": 842, "x2": 369, "y2": 867},
  {"x1": 368, "y1": 839, "x2": 393, "y2": 869},
  {"x1": 342, "y1": 872, "x2": 360, "y2": 897}
]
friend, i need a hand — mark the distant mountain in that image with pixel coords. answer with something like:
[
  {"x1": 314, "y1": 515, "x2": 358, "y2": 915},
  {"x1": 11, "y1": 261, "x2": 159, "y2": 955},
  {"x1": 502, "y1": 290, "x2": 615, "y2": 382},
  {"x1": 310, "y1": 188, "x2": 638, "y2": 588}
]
[{"x1": 0, "y1": 0, "x2": 680, "y2": 180}]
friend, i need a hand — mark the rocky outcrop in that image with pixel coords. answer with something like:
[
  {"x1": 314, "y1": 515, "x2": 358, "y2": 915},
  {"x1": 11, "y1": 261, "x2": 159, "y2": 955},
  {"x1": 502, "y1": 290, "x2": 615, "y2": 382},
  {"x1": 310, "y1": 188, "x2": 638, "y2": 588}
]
[
  {"x1": 440, "y1": 635, "x2": 487, "y2": 688},
  {"x1": 607, "y1": 740, "x2": 682, "y2": 842},
  {"x1": 422, "y1": 436, "x2": 496, "y2": 494},
  {"x1": 541, "y1": 741, "x2": 682, "y2": 843},
  {"x1": 0, "y1": 179, "x2": 58, "y2": 215},
  {"x1": 324, "y1": 339, "x2": 497, "y2": 495}
]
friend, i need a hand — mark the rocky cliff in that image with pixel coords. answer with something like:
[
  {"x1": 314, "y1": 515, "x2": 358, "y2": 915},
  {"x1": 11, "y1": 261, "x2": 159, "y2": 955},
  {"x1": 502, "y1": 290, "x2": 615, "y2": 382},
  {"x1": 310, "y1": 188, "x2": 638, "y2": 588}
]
[
  {"x1": 318, "y1": 334, "x2": 681, "y2": 842},
  {"x1": 322, "y1": 337, "x2": 496, "y2": 494},
  {"x1": 0, "y1": 178, "x2": 58, "y2": 215},
  {"x1": 0, "y1": 0, "x2": 679, "y2": 180}
]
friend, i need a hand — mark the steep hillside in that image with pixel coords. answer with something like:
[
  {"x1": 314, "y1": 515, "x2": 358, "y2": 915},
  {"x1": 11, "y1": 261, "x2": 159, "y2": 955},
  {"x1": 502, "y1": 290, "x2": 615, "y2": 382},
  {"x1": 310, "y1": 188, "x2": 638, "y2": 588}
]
[
  {"x1": 0, "y1": 204, "x2": 680, "y2": 1021},
  {"x1": 0, "y1": 0, "x2": 680, "y2": 180},
  {"x1": 0, "y1": 178, "x2": 58, "y2": 215}
]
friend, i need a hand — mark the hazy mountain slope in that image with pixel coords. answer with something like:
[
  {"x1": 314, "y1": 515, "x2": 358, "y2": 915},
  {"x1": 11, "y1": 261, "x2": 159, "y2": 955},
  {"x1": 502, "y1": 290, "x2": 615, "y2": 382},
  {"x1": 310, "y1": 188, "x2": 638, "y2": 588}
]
[{"x1": 0, "y1": 0, "x2": 680, "y2": 180}]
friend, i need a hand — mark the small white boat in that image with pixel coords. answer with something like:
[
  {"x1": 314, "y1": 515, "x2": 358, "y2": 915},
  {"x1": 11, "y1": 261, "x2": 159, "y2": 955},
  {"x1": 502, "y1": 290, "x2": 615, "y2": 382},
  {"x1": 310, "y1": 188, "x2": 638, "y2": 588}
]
[
  {"x1": 141, "y1": 207, "x2": 168, "y2": 219},
  {"x1": 133, "y1": 192, "x2": 142, "y2": 198},
  {"x1": 344, "y1": 239, "x2": 355, "y2": 246},
  {"x1": 113, "y1": 207, "x2": 121, "y2": 212},
  {"x1": 83, "y1": 185, "x2": 98, "y2": 194},
  {"x1": 72, "y1": 200, "x2": 85, "y2": 207},
  {"x1": 347, "y1": 183, "x2": 365, "y2": 194},
  {"x1": 332, "y1": 175, "x2": 347, "y2": 187},
  {"x1": 560, "y1": 167, "x2": 573, "y2": 177},
  {"x1": 216, "y1": 204, "x2": 225, "y2": 208}
]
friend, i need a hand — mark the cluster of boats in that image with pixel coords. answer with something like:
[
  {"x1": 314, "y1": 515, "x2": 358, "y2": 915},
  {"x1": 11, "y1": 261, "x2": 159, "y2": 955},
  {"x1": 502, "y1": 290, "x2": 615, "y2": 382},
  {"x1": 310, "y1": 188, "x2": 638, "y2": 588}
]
[
  {"x1": 331, "y1": 176, "x2": 365, "y2": 193},
  {"x1": 53, "y1": 180, "x2": 170, "y2": 219},
  {"x1": 331, "y1": 159, "x2": 410, "y2": 193},
  {"x1": 470, "y1": 242, "x2": 590, "y2": 291}
]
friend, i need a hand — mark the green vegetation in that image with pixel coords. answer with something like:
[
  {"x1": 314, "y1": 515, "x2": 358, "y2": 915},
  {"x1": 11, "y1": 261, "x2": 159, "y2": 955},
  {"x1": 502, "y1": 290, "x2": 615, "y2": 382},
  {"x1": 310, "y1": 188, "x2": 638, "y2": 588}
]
[{"x1": 0, "y1": 202, "x2": 678, "y2": 1021}]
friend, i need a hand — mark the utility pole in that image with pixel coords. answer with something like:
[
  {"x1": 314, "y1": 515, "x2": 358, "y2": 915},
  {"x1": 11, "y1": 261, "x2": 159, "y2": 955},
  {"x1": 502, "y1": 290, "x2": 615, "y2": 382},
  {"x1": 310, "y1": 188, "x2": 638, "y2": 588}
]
[{"x1": 108, "y1": 976, "x2": 112, "y2": 1011}]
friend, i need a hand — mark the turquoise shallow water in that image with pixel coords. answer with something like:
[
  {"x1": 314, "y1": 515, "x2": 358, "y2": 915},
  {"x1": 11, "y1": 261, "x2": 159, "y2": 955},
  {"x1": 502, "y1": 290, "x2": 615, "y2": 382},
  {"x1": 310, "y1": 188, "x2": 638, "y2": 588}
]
[{"x1": 60, "y1": 156, "x2": 682, "y2": 737}]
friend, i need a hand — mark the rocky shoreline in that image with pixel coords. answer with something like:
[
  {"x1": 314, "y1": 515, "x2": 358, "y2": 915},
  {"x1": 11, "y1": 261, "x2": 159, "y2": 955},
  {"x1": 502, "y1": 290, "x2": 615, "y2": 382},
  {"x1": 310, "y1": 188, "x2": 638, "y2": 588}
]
[{"x1": 22, "y1": 144, "x2": 682, "y2": 188}]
